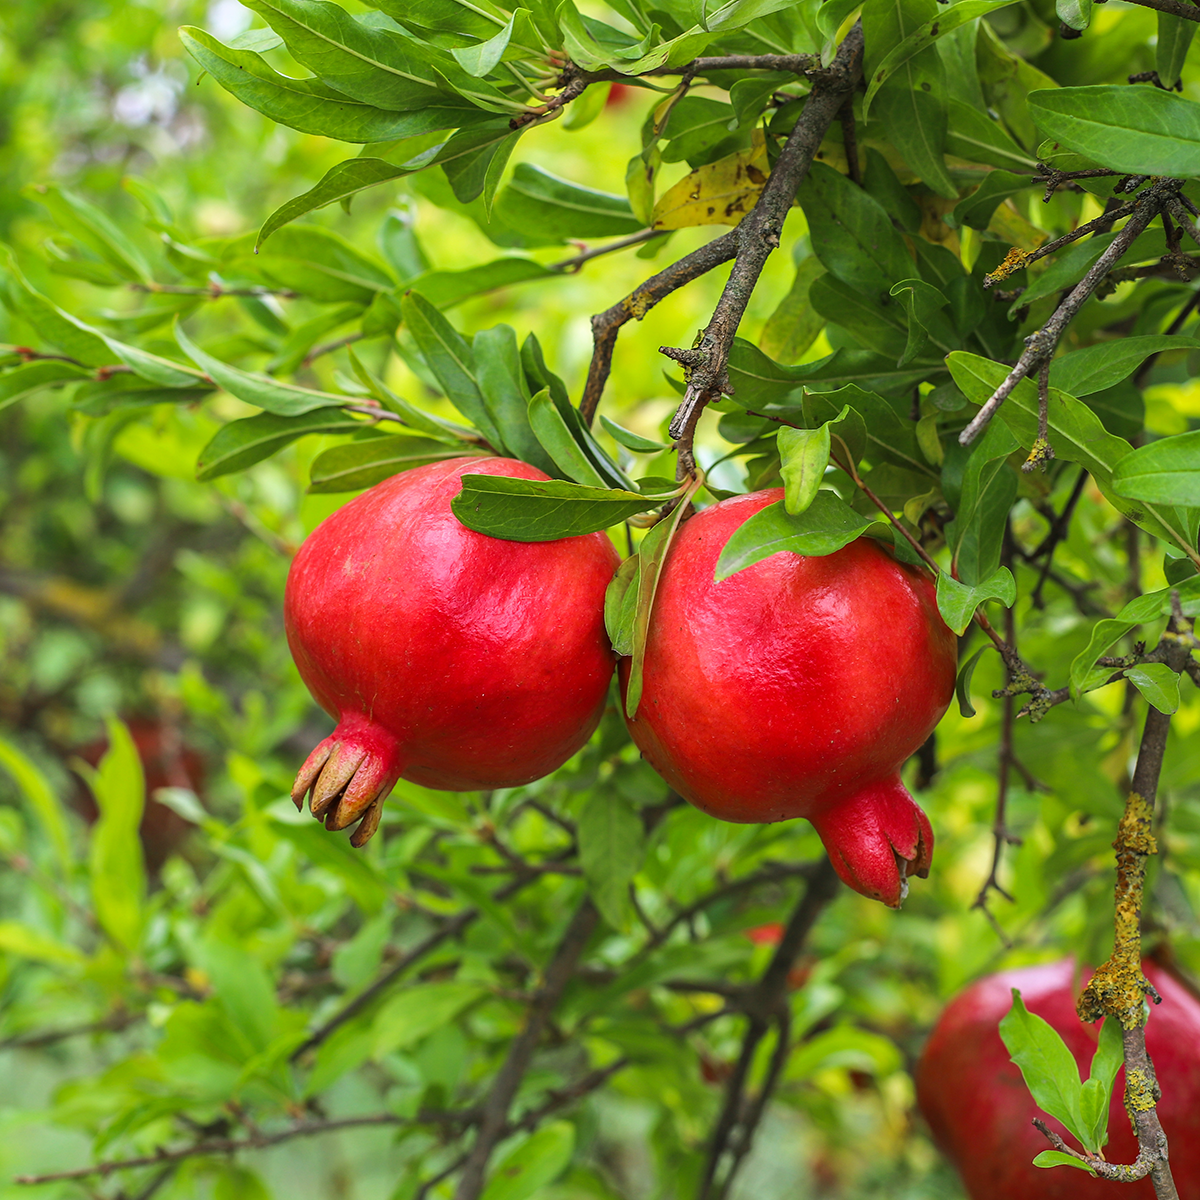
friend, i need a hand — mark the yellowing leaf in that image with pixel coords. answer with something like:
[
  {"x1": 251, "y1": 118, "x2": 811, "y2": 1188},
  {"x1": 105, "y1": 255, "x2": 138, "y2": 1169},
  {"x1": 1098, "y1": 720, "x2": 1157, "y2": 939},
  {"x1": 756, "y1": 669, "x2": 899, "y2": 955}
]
[{"x1": 652, "y1": 131, "x2": 769, "y2": 230}]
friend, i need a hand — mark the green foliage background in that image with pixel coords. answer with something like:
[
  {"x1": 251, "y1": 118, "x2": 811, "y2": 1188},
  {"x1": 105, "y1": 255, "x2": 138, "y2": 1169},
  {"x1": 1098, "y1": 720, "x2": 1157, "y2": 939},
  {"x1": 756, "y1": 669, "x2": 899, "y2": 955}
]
[{"x1": 2, "y1": 0, "x2": 1200, "y2": 1198}]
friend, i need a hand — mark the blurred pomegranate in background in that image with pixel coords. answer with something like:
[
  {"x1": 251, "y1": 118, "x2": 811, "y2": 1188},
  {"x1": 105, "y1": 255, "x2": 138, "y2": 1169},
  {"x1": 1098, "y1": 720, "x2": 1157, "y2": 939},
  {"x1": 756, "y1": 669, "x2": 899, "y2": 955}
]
[{"x1": 73, "y1": 716, "x2": 204, "y2": 873}]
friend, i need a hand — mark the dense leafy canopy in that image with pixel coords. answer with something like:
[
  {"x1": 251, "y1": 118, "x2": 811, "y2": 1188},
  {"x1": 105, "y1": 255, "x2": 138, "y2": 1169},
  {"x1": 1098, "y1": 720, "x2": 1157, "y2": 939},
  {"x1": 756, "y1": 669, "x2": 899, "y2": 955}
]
[{"x1": 3, "y1": 0, "x2": 1200, "y2": 1197}]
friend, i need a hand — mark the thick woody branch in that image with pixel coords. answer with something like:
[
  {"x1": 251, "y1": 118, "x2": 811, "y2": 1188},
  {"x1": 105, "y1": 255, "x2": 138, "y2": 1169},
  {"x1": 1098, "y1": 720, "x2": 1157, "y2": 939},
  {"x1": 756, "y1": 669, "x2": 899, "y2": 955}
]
[
  {"x1": 580, "y1": 230, "x2": 740, "y2": 424},
  {"x1": 451, "y1": 900, "x2": 599, "y2": 1200},
  {"x1": 663, "y1": 25, "x2": 865, "y2": 474},
  {"x1": 1115, "y1": 0, "x2": 1200, "y2": 21},
  {"x1": 1065, "y1": 620, "x2": 1194, "y2": 1200},
  {"x1": 697, "y1": 859, "x2": 840, "y2": 1200},
  {"x1": 960, "y1": 182, "x2": 1175, "y2": 446}
]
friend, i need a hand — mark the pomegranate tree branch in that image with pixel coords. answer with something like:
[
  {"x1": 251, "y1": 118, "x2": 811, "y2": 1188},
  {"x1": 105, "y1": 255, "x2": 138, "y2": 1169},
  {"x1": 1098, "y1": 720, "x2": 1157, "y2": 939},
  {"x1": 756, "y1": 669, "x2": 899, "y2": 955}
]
[
  {"x1": 14, "y1": 1111, "x2": 469, "y2": 1184},
  {"x1": 1114, "y1": 0, "x2": 1200, "y2": 21},
  {"x1": 697, "y1": 858, "x2": 840, "y2": 1200},
  {"x1": 580, "y1": 229, "x2": 740, "y2": 424},
  {"x1": 960, "y1": 180, "x2": 1176, "y2": 446},
  {"x1": 451, "y1": 899, "x2": 599, "y2": 1200},
  {"x1": 662, "y1": 23, "x2": 865, "y2": 478},
  {"x1": 1065, "y1": 616, "x2": 1195, "y2": 1200},
  {"x1": 290, "y1": 868, "x2": 546, "y2": 1061}
]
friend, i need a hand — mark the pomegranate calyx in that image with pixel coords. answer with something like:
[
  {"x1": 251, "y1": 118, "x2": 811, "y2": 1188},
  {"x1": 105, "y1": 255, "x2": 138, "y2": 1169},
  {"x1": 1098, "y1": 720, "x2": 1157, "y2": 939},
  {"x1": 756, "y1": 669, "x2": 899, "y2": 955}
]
[
  {"x1": 291, "y1": 724, "x2": 404, "y2": 846},
  {"x1": 808, "y1": 776, "x2": 933, "y2": 909}
]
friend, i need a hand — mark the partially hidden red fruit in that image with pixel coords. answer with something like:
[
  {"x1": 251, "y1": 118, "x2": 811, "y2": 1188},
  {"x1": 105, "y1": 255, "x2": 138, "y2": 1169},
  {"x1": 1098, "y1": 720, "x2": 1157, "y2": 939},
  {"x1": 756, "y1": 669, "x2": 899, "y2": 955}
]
[
  {"x1": 622, "y1": 489, "x2": 956, "y2": 907},
  {"x1": 285, "y1": 457, "x2": 620, "y2": 845},
  {"x1": 75, "y1": 717, "x2": 204, "y2": 873},
  {"x1": 916, "y1": 958, "x2": 1200, "y2": 1199}
]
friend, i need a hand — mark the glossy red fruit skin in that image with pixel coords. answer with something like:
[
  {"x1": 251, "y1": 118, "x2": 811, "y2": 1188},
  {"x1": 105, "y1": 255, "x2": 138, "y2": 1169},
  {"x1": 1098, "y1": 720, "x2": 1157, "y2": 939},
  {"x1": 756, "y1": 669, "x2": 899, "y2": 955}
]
[
  {"x1": 916, "y1": 959, "x2": 1200, "y2": 1200},
  {"x1": 285, "y1": 457, "x2": 620, "y2": 840},
  {"x1": 622, "y1": 488, "x2": 956, "y2": 906}
]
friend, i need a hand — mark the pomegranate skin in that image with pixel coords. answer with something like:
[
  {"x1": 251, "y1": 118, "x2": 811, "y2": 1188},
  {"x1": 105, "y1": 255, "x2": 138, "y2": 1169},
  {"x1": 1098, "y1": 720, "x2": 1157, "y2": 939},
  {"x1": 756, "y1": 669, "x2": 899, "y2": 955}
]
[
  {"x1": 622, "y1": 488, "x2": 956, "y2": 906},
  {"x1": 916, "y1": 959, "x2": 1200, "y2": 1199},
  {"x1": 285, "y1": 456, "x2": 619, "y2": 843}
]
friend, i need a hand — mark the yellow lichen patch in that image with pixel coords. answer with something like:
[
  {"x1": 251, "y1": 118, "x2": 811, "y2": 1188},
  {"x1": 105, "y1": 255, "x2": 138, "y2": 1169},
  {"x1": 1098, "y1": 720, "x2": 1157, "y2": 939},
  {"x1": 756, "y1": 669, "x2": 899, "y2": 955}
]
[
  {"x1": 1078, "y1": 792, "x2": 1158, "y2": 1029},
  {"x1": 1125, "y1": 1068, "x2": 1159, "y2": 1115},
  {"x1": 985, "y1": 246, "x2": 1034, "y2": 286},
  {"x1": 651, "y1": 132, "x2": 770, "y2": 231}
]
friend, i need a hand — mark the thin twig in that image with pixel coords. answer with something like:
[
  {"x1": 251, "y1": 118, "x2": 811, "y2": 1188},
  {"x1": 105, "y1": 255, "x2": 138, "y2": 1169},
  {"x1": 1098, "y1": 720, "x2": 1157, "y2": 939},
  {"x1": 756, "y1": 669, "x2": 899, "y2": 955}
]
[
  {"x1": 14, "y1": 1112, "x2": 468, "y2": 1184},
  {"x1": 550, "y1": 229, "x2": 666, "y2": 272},
  {"x1": 291, "y1": 870, "x2": 545, "y2": 1061},
  {"x1": 961, "y1": 182, "x2": 1175, "y2": 445}
]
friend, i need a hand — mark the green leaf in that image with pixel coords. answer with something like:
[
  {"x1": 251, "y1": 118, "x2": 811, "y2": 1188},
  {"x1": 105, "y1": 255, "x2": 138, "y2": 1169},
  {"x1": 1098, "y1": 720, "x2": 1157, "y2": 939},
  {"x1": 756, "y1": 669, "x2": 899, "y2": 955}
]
[
  {"x1": 714, "y1": 492, "x2": 875, "y2": 582},
  {"x1": 85, "y1": 718, "x2": 146, "y2": 953},
  {"x1": 947, "y1": 419, "x2": 1020, "y2": 585},
  {"x1": 1086, "y1": 1017, "x2": 1123, "y2": 1150},
  {"x1": 955, "y1": 643, "x2": 997, "y2": 718},
  {"x1": 604, "y1": 555, "x2": 640, "y2": 657},
  {"x1": 451, "y1": 473, "x2": 658, "y2": 540},
  {"x1": 529, "y1": 388, "x2": 608, "y2": 486},
  {"x1": 945, "y1": 99, "x2": 1039, "y2": 172},
  {"x1": 494, "y1": 163, "x2": 644, "y2": 238},
  {"x1": 254, "y1": 224, "x2": 395, "y2": 304},
  {"x1": 778, "y1": 423, "x2": 832, "y2": 516},
  {"x1": 863, "y1": 0, "x2": 1023, "y2": 116},
  {"x1": 0, "y1": 360, "x2": 92, "y2": 413},
  {"x1": 1056, "y1": 0, "x2": 1092, "y2": 32},
  {"x1": 451, "y1": 10, "x2": 516, "y2": 76},
  {"x1": 759, "y1": 255, "x2": 825, "y2": 364},
  {"x1": 999, "y1": 989, "x2": 1092, "y2": 1152},
  {"x1": 935, "y1": 566, "x2": 1016, "y2": 636},
  {"x1": 400, "y1": 291, "x2": 502, "y2": 446},
  {"x1": 797, "y1": 162, "x2": 914, "y2": 291},
  {"x1": 241, "y1": 0, "x2": 519, "y2": 113},
  {"x1": 727, "y1": 340, "x2": 936, "y2": 406},
  {"x1": 0, "y1": 736, "x2": 74, "y2": 877},
  {"x1": 1125, "y1": 663, "x2": 1181, "y2": 714},
  {"x1": 196, "y1": 409, "x2": 360, "y2": 481},
  {"x1": 309, "y1": 435, "x2": 480, "y2": 492},
  {"x1": 198, "y1": 938, "x2": 279, "y2": 1052},
  {"x1": 180, "y1": 27, "x2": 476, "y2": 143},
  {"x1": 1049, "y1": 337, "x2": 1200, "y2": 398},
  {"x1": 472, "y1": 324, "x2": 555, "y2": 472},
  {"x1": 257, "y1": 159, "x2": 411, "y2": 248},
  {"x1": 600, "y1": 415, "x2": 667, "y2": 453},
  {"x1": 0, "y1": 921, "x2": 86, "y2": 968},
  {"x1": 176, "y1": 323, "x2": 348, "y2": 416},
  {"x1": 372, "y1": 982, "x2": 486, "y2": 1058},
  {"x1": 480, "y1": 1122, "x2": 575, "y2": 1200},
  {"x1": 1157, "y1": 13, "x2": 1196, "y2": 90},
  {"x1": 1028, "y1": 86, "x2": 1200, "y2": 177},
  {"x1": 1033, "y1": 1151, "x2": 1096, "y2": 1173},
  {"x1": 1112, "y1": 431, "x2": 1200, "y2": 506},
  {"x1": 947, "y1": 352, "x2": 1192, "y2": 553},
  {"x1": 950, "y1": 171, "x2": 1031, "y2": 231},
  {"x1": 625, "y1": 494, "x2": 695, "y2": 718},
  {"x1": 579, "y1": 792, "x2": 644, "y2": 930},
  {"x1": 406, "y1": 257, "x2": 554, "y2": 310},
  {"x1": 24, "y1": 184, "x2": 152, "y2": 282}
]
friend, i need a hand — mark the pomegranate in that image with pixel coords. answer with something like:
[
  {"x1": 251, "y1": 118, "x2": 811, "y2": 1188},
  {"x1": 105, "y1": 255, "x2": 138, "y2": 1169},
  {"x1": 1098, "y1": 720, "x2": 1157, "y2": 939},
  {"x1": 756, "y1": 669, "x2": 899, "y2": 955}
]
[
  {"x1": 916, "y1": 958, "x2": 1200, "y2": 1199},
  {"x1": 285, "y1": 457, "x2": 620, "y2": 845},
  {"x1": 75, "y1": 716, "x2": 203, "y2": 873},
  {"x1": 622, "y1": 489, "x2": 956, "y2": 906}
]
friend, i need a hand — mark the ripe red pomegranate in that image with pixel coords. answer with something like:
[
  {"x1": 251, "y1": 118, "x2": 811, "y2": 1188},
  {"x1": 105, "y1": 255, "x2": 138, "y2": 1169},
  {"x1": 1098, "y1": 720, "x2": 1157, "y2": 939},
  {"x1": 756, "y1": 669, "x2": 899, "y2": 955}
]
[
  {"x1": 622, "y1": 489, "x2": 956, "y2": 906},
  {"x1": 75, "y1": 717, "x2": 203, "y2": 873},
  {"x1": 916, "y1": 958, "x2": 1200, "y2": 1199},
  {"x1": 285, "y1": 457, "x2": 619, "y2": 845}
]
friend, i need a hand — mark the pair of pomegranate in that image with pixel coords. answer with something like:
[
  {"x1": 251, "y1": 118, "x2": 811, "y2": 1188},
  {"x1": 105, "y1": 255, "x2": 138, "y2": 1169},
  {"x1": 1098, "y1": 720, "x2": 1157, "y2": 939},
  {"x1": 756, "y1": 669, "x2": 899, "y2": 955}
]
[{"x1": 285, "y1": 457, "x2": 956, "y2": 902}]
